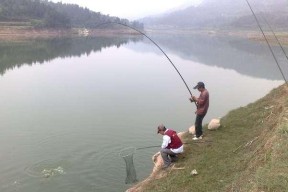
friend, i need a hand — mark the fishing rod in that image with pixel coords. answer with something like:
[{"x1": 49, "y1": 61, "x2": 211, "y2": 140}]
[
  {"x1": 245, "y1": 0, "x2": 288, "y2": 84},
  {"x1": 94, "y1": 22, "x2": 197, "y2": 106}
]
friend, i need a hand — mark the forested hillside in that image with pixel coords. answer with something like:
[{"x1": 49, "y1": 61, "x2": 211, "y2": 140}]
[
  {"x1": 0, "y1": 0, "x2": 143, "y2": 30},
  {"x1": 140, "y1": 0, "x2": 288, "y2": 30}
]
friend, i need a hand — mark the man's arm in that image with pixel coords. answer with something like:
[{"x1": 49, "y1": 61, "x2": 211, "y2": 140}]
[{"x1": 161, "y1": 135, "x2": 171, "y2": 149}]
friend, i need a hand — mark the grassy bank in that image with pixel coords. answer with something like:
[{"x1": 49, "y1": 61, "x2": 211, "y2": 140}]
[{"x1": 136, "y1": 84, "x2": 288, "y2": 192}]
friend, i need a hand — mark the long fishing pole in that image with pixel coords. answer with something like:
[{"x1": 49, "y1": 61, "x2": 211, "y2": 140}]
[
  {"x1": 245, "y1": 0, "x2": 288, "y2": 84},
  {"x1": 94, "y1": 22, "x2": 197, "y2": 106}
]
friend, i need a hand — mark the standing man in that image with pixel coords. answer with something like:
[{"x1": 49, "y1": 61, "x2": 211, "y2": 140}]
[
  {"x1": 157, "y1": 124, "x2": 183, "y2": 169},
  {"x1": 190, "y1": 82, "x2": 209, "y2": 140}
]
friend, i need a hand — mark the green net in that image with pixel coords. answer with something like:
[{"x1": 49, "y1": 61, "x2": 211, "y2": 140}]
[{"x1": 119, "y1": 147, "x2": 138, "y2": 184}]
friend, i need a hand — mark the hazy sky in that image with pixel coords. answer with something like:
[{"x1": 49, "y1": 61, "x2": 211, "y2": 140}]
[{"x1": 50, "y1": 0, "x2": 203, "y2": 19}]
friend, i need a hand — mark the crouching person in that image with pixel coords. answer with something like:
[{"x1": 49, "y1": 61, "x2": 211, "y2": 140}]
[{"x1": 157, "y1": 124, "x2": 184, "y2": 169}]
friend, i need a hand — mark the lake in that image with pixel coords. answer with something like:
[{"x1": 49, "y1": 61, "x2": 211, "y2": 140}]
[{"x1": 0, "y1": 32, "x2": 286, "y2": 192}]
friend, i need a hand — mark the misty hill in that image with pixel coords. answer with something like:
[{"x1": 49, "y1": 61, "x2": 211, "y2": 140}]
[
  {"x1": 140, "y1": 0, "x2": 288, "y2": 30},
  {"x1": 0, "y1": 0, "x2": 143, "y2": 29}
]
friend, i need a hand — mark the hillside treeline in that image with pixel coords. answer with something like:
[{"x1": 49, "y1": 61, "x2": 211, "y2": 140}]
[
  {"x1": 141, "y1": 0, "x2": 288, "y2": 30},
  {"x1": 0, "y1": 0, "x2": 143, "y2": 30}
]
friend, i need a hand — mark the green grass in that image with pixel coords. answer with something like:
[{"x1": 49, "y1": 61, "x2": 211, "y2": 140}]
[
  {"x1": 139, "y1": 84, "x2": 288, "y2": 192},
  {"x1": 255, "y1": 123, "x2": 288, "y2": 191}
]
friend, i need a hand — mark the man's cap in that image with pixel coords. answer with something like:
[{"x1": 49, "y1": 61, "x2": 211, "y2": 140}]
[
  {"x1": 193, "y1": 82, "x2": 205, "y2": 89},
  {"x1": 157, "y1": 124, "x2": 165, "y2": 134}
]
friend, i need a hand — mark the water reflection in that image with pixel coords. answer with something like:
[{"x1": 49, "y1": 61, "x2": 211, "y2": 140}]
[
  {"x1": 0, "y1": 35, "x2": 143, "y2": 75},
  {"x1": 137, "y1": 33, "x2": 288, "y2": 81},
  {"x1": 1, "y1": 33, "x2": 287, "y2": 81}
]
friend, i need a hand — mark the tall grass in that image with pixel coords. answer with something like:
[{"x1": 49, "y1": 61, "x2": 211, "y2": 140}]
[{"x1": 255, "y1": 123, "x2": 288, "y2": 191}]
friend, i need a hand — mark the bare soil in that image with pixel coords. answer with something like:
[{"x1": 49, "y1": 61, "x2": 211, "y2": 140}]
[{"x1": 0, "y1": 25, "x2": 139, "y2": 42}]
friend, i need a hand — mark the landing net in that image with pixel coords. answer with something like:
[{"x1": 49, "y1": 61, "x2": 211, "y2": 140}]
[{"x1": 119, "y1": 147, "x2": 138, "y2": 184}]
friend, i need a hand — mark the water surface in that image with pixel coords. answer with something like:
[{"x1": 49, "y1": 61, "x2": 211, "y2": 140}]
[{"x1": 0, "y1": 34, "x2": 285, "y2": 191}]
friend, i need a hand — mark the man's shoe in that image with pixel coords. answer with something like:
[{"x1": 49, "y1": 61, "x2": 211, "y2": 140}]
[{"x1": 192, "y1": 136, "x2": 202, "y2": 140}]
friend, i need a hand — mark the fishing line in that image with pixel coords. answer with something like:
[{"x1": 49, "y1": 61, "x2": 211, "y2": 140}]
[
  {"x1": 135, "y1": 142, "x2": 210, "y2": 150},
  {"x1": 136, "y1": 145, "x2": 160, "y2": 150},
  {"x1": 245, "y1": 0, "x2": 288, "y2": 84},
  {"x1": 96, "y1": 22, "x2": 197, "y2": 183},
  {"x1": 94, "y1": 22, "x2": 197, "y2": 106},
  {"x1": 261, "y1": 13, "x2": 288, "y2": 62}
]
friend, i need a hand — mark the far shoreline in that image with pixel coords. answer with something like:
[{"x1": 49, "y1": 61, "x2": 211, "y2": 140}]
[
  {"x1": 1, "y1": 25, "x2": 287, "y2": 45},
  {"x1": 0, "y1": 26, "x2": 141, "y2": 42}
]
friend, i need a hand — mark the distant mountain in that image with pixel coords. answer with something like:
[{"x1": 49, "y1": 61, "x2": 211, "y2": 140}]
[{"x1": 139, "y1": 0, "x2": 288, "y2": 30}]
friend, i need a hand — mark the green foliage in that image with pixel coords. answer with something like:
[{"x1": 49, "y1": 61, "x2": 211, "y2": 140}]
[
  {"x1": 0, "y1": 0, "x2": 143, "y2": 30},
  {"x1": 0, "y1": 0, "x2": 70, "y2": 27},
  {"x1": 43, "y1": 8, "x2": 71, "y2": 28}
]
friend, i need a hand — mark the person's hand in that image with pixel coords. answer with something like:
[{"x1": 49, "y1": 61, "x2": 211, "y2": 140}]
[
  {"x1": 190, "y1": 96, "x2": 197, "y2": 102},
  {"x1": 192, "y1": 96, "x2": 197, "y2": 101}
]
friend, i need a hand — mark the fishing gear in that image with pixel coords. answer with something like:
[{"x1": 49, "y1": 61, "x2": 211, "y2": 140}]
[
  {"x1": 245, "y1": 0, "x2": 288, "y2": 84},
  {"x1": 136, "y1": 145, "x2": 160, "y2": 150},
  {"x1": 98, "y1": 22, "x2": 198, "y2": 184},
  {"x1": 119, "y1": 147, "x2": 137, "y2": 184},
  {"x1": 95, "y1": 22, "x2": 197, "y2": 106},
  {"x1": 136, "y1": 141, "x2": 210, "y2": 150}
]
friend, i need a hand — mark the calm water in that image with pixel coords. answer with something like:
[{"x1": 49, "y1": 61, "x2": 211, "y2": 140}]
[{"x1": 0, "y1": 33, "x2": 286, "y2": 192}]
